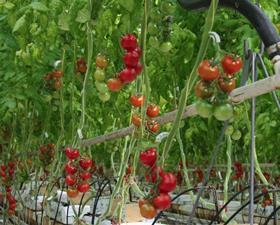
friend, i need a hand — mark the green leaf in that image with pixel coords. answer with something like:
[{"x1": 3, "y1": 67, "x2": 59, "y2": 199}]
[
  {"x1": 12, "y1": 15, "x2": 26, "y2": 33},
  {"x1": 119, "y1": 0, "x2": 134, "y2": 12},
  {"x1": 75, "y1": 7, "x2": 90, "y2": 23},
  {"x1": 4, "y1": 2, "x2": 15, "y2": 9},
  {"x1": 58, "y1": 13, "x2": 70, "y2": 31},
  {"x1": 29, "y1": 2, "x2": 49, "y2": 12}
]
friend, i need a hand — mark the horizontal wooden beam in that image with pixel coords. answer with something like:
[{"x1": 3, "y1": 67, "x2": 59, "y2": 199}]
[{"x1": 81, "y1": 75, "x2": 280, "y2": 147}]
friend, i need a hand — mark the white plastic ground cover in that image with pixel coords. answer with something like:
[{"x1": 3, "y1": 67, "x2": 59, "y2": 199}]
[{"x1": 46, "y1": 201, "x2": 91, "y2": 224}]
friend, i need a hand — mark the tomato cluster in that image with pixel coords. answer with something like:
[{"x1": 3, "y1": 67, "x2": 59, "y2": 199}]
[
  {"x1": 0, "y1": 162, "x2": 17, "y2": 215},
  {"x1": 76, "y1": 58, "x2": 87, "y2": 74},
  {"x1": 261, "y1": 188, "x2": 272, "y2": 208},
  {"x1": 232, "y1": 162, "x2": 244, "y2": 180},
  {"x1": 195, "y1": 55, "x2": 243, "y2": 121},
  {"x1": 43, "y1": 69, "x2": 63, "y2": 91},
  {"x1": 138, "y1": 148, "x2": 177, "y2": 219},
  {"x1": 93, "y1": 54, "x2": 112, "y2": 102},
  {"x1": 64, "y1": 148, "x2": 94, "y2": 198},
  {"x1": 38, "y1": 143, "x2": 55, "y2": 172},
  {"x1": 131, "y1": 101, "x2": 160, "y2": 134}
]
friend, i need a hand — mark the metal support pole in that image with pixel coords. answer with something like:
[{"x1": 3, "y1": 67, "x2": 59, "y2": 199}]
[{"x1": 249, "y1": 53, "x2": 257, "y2": 225}]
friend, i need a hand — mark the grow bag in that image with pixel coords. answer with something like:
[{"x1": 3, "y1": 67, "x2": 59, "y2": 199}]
[{"x1": 177, "y1": 0, "x2": 280, "y2": 59}]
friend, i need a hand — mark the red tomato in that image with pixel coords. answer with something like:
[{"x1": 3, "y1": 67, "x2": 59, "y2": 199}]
[
  {"x1": 9, "y1": 202, "x2": 16, "y2": 210},
  {"x1": 198, "y1": 60, "x2": 219, "y2": 81},
  {"x1": 130, "y1": 94, "x2": 145, "y2": 107},
  {"x1": 77, "y1": 182, "x2": 90, "y2": 193},
  {"x1": 146, "y1": 120, "x2": 160, "y2": 133},
  {"x1": 1, "y1": 165, "x2": 7, "y2": 171},
  {"x1": 132, "y1": 113, "x2": 142, "y2": 127},
  {"x1": 139, "y1": 203, "x2": 157, "y2": 219},
  {"x1": 158, "y1": 172, "x2": 177, "y2": 193},
  {"x1": 7, "y1": 195, "x2": 16, "y2": 204},
  {"x1": 65, "y1": 175, "x2": 77, "y2": 186},
  {"x1": 53, "y1": 70, "x2": 63, "y2": 78},
  {"x1": 221, "y1": 55, "x2": 243, "y2": 75},
  {"x1": 79, "y1": 158, "x2": 93, "y2": 170},
  {"x1": 134, "y1": 46, "x2": 142, "y2": 56},
  {"x1": 77, "y1": 64, "x2": 87, "y2": 73},
  {"x1": 118, "y1": 68, "x2": 137, "y2": 84},
  {"x1": 121, "y1": 34, "x2": 138, "y2": 51},
  {"x1": 138, "y1": 199, "x2": 149, "y2": 208},
  {"x1": 218, "y1": 77, "x2": 236, "y2": 93},
  {"x1": 6, "y1": 186, "x2": 11, "y2": 193},
  {"x1": 65, "y1": 148, "x2": 80, "y2": 160},
  {"x1": 8, "y1": 162, "x2": 16, "y2": 168},
  {"x1": 145, "y1": 166, "x2": 163, "y2": 183},
  {"x1": 195, "y1": 80, "x2": 214, "y2": 99},
  {"x1": 123, "y1": 51, "x2": 139, "y2": 68},
  {"x1": 139, "y1": 148, "x2": 157, "y2": 167},
  {"x1": 96, "y1": 54, "x2": 108, "y2": 69},
  {"x1": 107, "y1": 78, "x2": 123, "y2": 92},
  {"x1": 146, "y1": 104, "x2": 160, "y2": 118},
  {"x1": 65, "y1": 163, "x2": 78, "y2": 175},
  {"x1": 79, "y1": 171, "x2": 92, "y2": 180},
  {"x1": 152, "y1": 193, "x2": 171, "y2": 210},
  {"x1": 67, "y1": 188, "x2": 79, "y2": 198}
]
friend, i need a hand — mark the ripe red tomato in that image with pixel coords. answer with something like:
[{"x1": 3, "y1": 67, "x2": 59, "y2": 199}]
[
  {"x1": 118, "y1": 68, "x2": 137, "y2": 84},
  {"x1": 121, "y1": 34, "x2": 138, "y2": 51},
  {"x1": 139, "y1": 148, "x2": 157, "y2": 167},
  {"x1": 218, "y1": 77, "x2": 236, "y2": 93},
  {"x1": 158, "y1": 172, "x2": 177, "y2": 193},
  {"x1": 146, "y1": 120, "x2": 160, "y2": 133},
  {"x1": 79, "y1": 171, "x2": 92, "y2": 180},
  {"x1": 9, "y1": 202, "x2": 16, "y2": 210},
  {"x1": 77, "y1": 182, "x2": 90, "y2": 193},
  {"x1": 139, "y1": 203, "x2": 157, "y2": 219},
  {"x1": 79, "y1": 158, "x2": 93, "y2": 170},
  {"x1": 123, "y1": 51, "x2": 139, "y2": 68},
  {"x1": 145, "y1": 166, "x2": 163, "y2": 183},
  {"x1": 132, "y1": 113, "x2": 142, "y2": 127},
  {"x1": 198, "y1": 60, "x2": 219, "y2": 81},
  {"x1": 195, "y1": 80, "x2": 214, "y2": 99},
  {"x1": 77, "y1": 64, "x2": 87, "y2": 73},
  {"x1": 65, "y1": 163, "x2": 78, "y2": 175},
  {"x1": 96, "y1": 54, "x2": 108, "y2": 69},
  {"x1": 130, "y1": 94, "x2": 145, "y2": 107},
  {"x1": 152, "y1": 193, "x2": 171, "y2": 210},
  {"x1": 134, "y1": 46, "x2": 142, "y2": 56},
  {"x1": 107, "y1": 78, "x2": 123, "y2": 92},
  {"x1": 221, "y1": 55, "x2": 243, "y2": 75},
  {"x1": 7, "y1": 195, "x2": 16, "y2": 204},
  {"x1": 53, "y1": 70, "x2": 63, "y2": 78},
  {"x1": 1, "y1": 165, "x2": 7, "y2": 171},
  {"x1": 67, "y1": 188, "x2": 79, "y2": 198},
  {"x1": 65, "y1": 148, "x2": 80, "y2": 160},
  {"x1": 65, "y1": 175, "x2": 77, "y2": 186},
  {"x1": 146, "y1": 104, "x2": 160, "y2": 118}
]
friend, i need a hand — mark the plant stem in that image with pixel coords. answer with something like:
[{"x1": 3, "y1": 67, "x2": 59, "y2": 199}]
[{"x1": 161, "y1": 0, "x2": 219, "y2": 166}]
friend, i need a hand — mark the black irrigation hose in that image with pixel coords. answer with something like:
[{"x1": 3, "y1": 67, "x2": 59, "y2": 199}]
[
  {"x1": 263, "y1": 205, "x2": 280, "y2": 225},
  {"x1": 152, "y1": 187, "x2": 219, "y2": 225},
  {"x1": 53, "y1": 181, "x2": 65, "y2": 225},
  {"x1": 223, "y1": 189, "x2": 280, "y2": 225},
  {"x1": 91, "y1": 178, "x2": 111, "y2": 225},
  {"x1": 177, "y1": 0, "x2": 280, "y2": 59},
  {"x1": 35, "y1": 178, "x2": 46, "y2": 225},
  {"x1": 187, "y1": 121, "x2": 229, "y2": 224}
]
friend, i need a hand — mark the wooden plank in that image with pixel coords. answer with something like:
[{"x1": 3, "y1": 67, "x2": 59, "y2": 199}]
[
  {"x1": 230, "y1": 74, "x2": 280, "y2": 103},
  {"x1": 82, "y1": 75, "x2": 280, "y2": 147}
]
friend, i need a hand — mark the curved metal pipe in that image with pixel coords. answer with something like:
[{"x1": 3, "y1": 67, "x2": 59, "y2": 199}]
[{"x1": 177, "y1": 0, "x2": 280, "y2": 59}]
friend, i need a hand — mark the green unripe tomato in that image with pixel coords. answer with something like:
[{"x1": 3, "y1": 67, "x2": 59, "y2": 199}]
[
  {"x1": 94, "y1": 69, "x2": 105, "y2": 81},
  {"x1": 98, "y1": 92, "x2": 110, "y2": 102}
]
